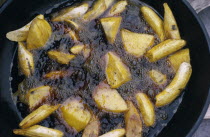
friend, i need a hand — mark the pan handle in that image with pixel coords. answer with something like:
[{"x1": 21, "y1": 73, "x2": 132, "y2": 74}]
[{"x1": 187, "y1": 0, "x2": 210, "y2": 13}]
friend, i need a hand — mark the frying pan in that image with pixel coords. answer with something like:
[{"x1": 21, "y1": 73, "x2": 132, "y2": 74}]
[{"x1": 0, "y1": 0, "x2": 209, "y2": 137}]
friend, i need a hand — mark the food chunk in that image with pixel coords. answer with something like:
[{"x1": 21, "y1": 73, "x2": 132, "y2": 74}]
[
  {"x1": 70, "y1": 44, "x2": 85, "y2": 54},
  {"x1": 168, "y1": 48, "x2": 190, "y2": 72},
  {"x1": 65, "y1": 20, "x2": 80, "y2": 30},
  {"x1": 125, "y1": 101, "x2": 142, "y2": 137},
  {"x1": 93, "y1": 82, "x2": 128, "y2": 113},
  {"x1": 105, "y1": 51, "x2": 131, "y2": 88},
  {"x1": 99, "y1": 129, "x2": 125, "y2": 137},
  {"x1": 69, "y1": 30, "x2": 80, "y2": 42},
  {"x1": 19, "y1": 104, "x2": 60, "y2": 129},
  {"x1": 18, "y1": 42, "x2": 34, "y2": 77},
  {"x1": 43, "y1": 70, "x2": 71, "y2": 79},
  {"x1": 148, "y1": 70, "x2": 167, "y2": 85},
  {"x1": 13, "y1": 125, "x2": 63, "y2": 137},
  {"x1": 163, "y1": 3, "x2": 181, "y2": 39},
  {"x1": 141, "y1": 6, "x2": 165, "y2": 41},
  {"x1": 145, "y1": 39, "x2": 186, "y2": 62},
  {"x1": 61, "y1": 97, "x2": 91, "y2": 132},
  {"x1": 121, "y1": 29, "x2": 155, "y2": 57},
  {"x1": 108, "y1": 0, "x2": 127, "y2": 16},
  {"x1": 6, "y1": 14, "x2": 44, "y2": 42},
  {"x1": 136, "y1": 93, "x2": 155, "y2": 126},
  {"x1": 156, "y1": 62, "x2": 192, "y2": 107},
  {"x1": 48, "y1": 50, "x2": 75, "y2": 64},
  {"x1": 82, "y1": 115, "x2": 100, "y2": 137}
]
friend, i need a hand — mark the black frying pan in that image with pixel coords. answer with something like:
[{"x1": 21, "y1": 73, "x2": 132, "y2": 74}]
[{"x1": 0, "y1": 0, "x2": 210, "y2": 137}]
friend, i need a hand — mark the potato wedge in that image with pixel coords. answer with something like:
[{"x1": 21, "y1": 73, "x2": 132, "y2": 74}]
[
  {"x1": 70, "y1": 44, "x2": 85, "y2": 54},
  {"x1": 108, "y1": 0, "x2": 127, "y2": 16},
  {"x1": 125, "y1": 101, "x2": 142, "y2": 137},
  {"x1": 163, "y1": 3, "x2": 181, "y2": 39},
  {"x1": 168, "y1": 48, "x2": 190, "y2": 72},
  {"x1": 99, "y1": 129, "x2": 125, "y2": 137},
  {"x1": 93, "y1": 82, "x2": 128, "y2": 113},
  {"x1": 156, "y1": 62, "x2": 192, "y2": 107},
  {"x1": 43, "y1": 70, "x2": 71, "y2": 79},
  {"x1": 105, "y1": 51, "x2": 131, "y2": 88},
  {"x1": 141, "y1": 6, "x2": 165, "y2": 41},
  {"x1": 121, "y1": 29, "x2": 155, "y2": 57},
  {"x1": 145, "y1": 39, "x2": 186, "y2": 62},
  {"x1": 136, "y1": 93, "x2": 155, "y2": 127},
  {"x1": 100, "y1": 17, "x2": 122, "y2": 44},
  {"x1": 61, "y1": 97, "x2": 91, "y2": 132},
  {"x1": 6, "y1": 14, "x2": 44, "y2": 42},
  {"x1": 26, "y1": 86, "x2": 51, "y2": 110},
  {"x1": 20, "y1": 104, "x2": 60, "y2": 129},
  {"x1": 148, "y1": 70, "x2": 167, "y2": 85},
  {"x1": 13, "y1": 125, "x2": 63, "y2": 137},
  {"x1": 48, "y1": 50, "x2": 75, "y2": 64},
  {"x1": 52, "y1": 3, "x2": 89, "y2": 21},
  {"x1": 27, "y1": 18, "x2": 52, "y2": 50},
  {"x1": 18, "y1": 42, "x2": 34, "y2": 77},
  {"x1": 82, "y1": 115, "x2": 100, "y2": 137}
]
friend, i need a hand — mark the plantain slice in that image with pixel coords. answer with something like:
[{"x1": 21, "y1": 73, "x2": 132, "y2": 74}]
[
  {"x1": 19, "y1": 104, "x2": 60, "y2": 129},
  {"x1": 100, "y1": 17, "x2": 122, "y2": 44},
  {"x1": 93, "y1": 82, "x2": 128, "y2": 113},
  {"x1": 13, "y1": 125, "x2": 64, "y2": 137},
  {"x1": 65, "y1": 20, "x2": 80, "y2": 30},
  {"x1": 70, "y1": 44, "x2": 85, "y2": 54},
  {"x1": 48, "y1": 50, "x2": 75, "y2": 64},
  {"x1": 82, "y1": 115, "x2": 100, "y2": 137},
  {"x1": 99, "y1": 129, "x2": 125, "y2": 137},
  {"x1": 69, "y1": 30, "x2": 80, "y2": 42},
  {"x1": 121, "y1": 29, "x2": 155, "y2": 57},
  {"x1": 108, "y1": 0, "x2": 127, "y2": 16},
  {"x1": 136, "y1": 93, "x2": 155, "y2": 127},
  {"x1": 43, "y1": 70, "x2": 71, "y2": 79},
  {"x1": 6, "y1": 14, "x2": 44, "y2": 42},
  {"x1": 18, "y1": 42, "x2": 34, "y2": 77},
  {"x1": 148, "y1": 70, "x2": 167, "y2": 85},
  {"x1": 156, "y1": 62, "x2": 192, "y2": 107}
]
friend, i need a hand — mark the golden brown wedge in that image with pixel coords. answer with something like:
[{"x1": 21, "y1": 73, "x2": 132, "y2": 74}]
[
  {"x1": 6, "y1": 14, "x2": 44, "y2": 42},
  {"x1": 121, "y1": 29, "x2": 155, "y2": 57},
  {"x1": 125, "y1": 101, "x2": 142, "y2": 137},
  {"x1": 52, "y1": 3, "x2": 89, "y2": 22},
  {"x1": 105, "y1": 51, "x2": 131, "y2": 88},
  {"x1": 13, "y1": 125, "x2": 63, "y2": 137},
  {"x1": 108, "y1": 0, "x2": 127, "y2": 16},
  {"x1": 145, "y1": 39, "x2": 186, "y2": 62},
  {"x1": 48, "y1": 50, "x2": 75, "y2": 64},
  {"x1": 100, "y1": 17, "x2": 122, "y2": 44},
  {"x1": 19, "y1": 104, "x2": 60, "y2": 129},
  {"x1": 141, "y1": 6, "x2": 165, "y2": 41},
  {"x1": 27, "y1": 18, "x2": 52, "y2": 50},
  {"x1": 82, "y1": 115, "x2": 100, "y2": 137},
  {"x1": 99, "y1": 129, "x2": 125, "y2": 137},
  {"x1": 61, "y1": 97, "x2": 91, "y2": 132},
  {"x1": 43, "y1": 70, "x2": 70, "y2": 79},
  {"x1": 93, "y1": 82, "x2": 128, "y2": 113},
  {"x1": 168, "y1": 48, "x2": 190, "y2": 72},
  {"x1": 156, "y1": 62, "x2": 192, "y2": 107},
  {"x1": 70, "y1": 44, "x2": 85, "y2": 54},
  {"x1": 163, "y1": 3, "x2": 181, "y2": 39},
  {"x1": 18, "y1": 42, "x2": 34, "y2": 77},
  {"x1": 148, "y1": 70, "x2": 167, "y2": 85},
  {"x1": 136, "y1": 93, "x2": 155, "y2": 127}
]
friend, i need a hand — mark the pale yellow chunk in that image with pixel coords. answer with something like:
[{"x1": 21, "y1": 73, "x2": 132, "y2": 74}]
[
  {"x1": 44, "y1": 70, "x2": 70, "y2": 79},
  {"x1": 27, "y1": 18, "x2": 52, "y2": 50},
  {"x1": 99, "y1": 129, "x2": 125, "y2": 137},
  {"x1": 18, "y1": 42, "x2": 34, "y2": 77},
  {"x1": 104, "y1": 0, "x2": 115, "y2": 8},
  {"x1": 121, "y1": 29, "x2": 155, "y2": 57},
  {"x1": 65, "y1": 20, "x2": 80, "y2": 30},
  {"x1": 70, "y1": 44, "x2": 85, "y2": 54},
  {"x1": 148, "y1": 70, "x2": 167, "y2": 85},
  {"x1": 48, "y1": 50, "x2": 75, "y2": 64},
  {"x1": 100, "y1": 17, "x2": 122, "y2": 44},
  {"x1": 136, "y1": 93, "x2": 155, "y2": 127},
  {"x1": 69, "y1": 30, "x2": 80, "y2": 42},
  {"x1": 105, "y1": 51, "x2": 131, "y2": 88},
  {"x1": 141, "y1": 6, "x2": 165, "y2": 41},
  {"x1": 108, "y1": 0, "x2": 127, "y2": 16},
  {"x1": 82, "y1": 115, "x2": 100, "y2": 137},
  {"x1": 125, "y1": 101, "x2": 142, "y2": 137},
  {"x1": 156, "y1": 62, "x2": 192, "y2": 107},
  {"x1": 168, "y1": 49, "x2": 190, "y2": 72},
  {"x1": 61, "y1": 98, "x2": 91, "y2": 132},
  {"x1": 93, "y1": 82, "x2": 128, "y2": 113}
]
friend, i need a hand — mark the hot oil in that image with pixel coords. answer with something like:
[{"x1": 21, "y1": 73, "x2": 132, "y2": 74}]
[{"x1": 10, "y1": 0, "x2": 184, "y2": 137}]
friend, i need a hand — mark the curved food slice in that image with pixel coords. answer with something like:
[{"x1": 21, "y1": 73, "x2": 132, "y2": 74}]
[
  {"x1": 48, "y1": 50, "x2": 75, "y2": 64},
  {"x1": 108, "y1": 0, "x2": 127, "y2": 16},
  {"x1": 93, "y1": 82, "x2": 128, "y2": 113},
  {"x1": 125, "y1": 101, "x2": 142, "y2": 137},
  {"x1": 65, "y1": 20, "x2": 80, "y2": 30},
  {"x1": 19, "y1": 104, "x2": 60, "y2": 129},
  {"x1": 148, "y1": 70, "x2": 167, "y2": 85},
  {"x1": 6, "y1": 14, "x2": 44, "y2": 42},
  {"x1": 70, "y1": 44, "x2": 85, "y2": 54},
  {"x1": 99, "y1": 129, "x2": 125, "y2": 137},
  {"x1": 61, "y1": 97, "x2": 91, "y2": 132},
  {"x1": 52, "y1": 3, "x2": 89, "y2": 22},
  {"x1": 13, "y1": 125, "x2": 63, "y2": 137},
  {"x1": 44, "y1": 70, "x2": 71, "y2": 79},
  {"x1": 156, "y1": 62, "x2": 192, "y2": 107},
  {"x1": 100, "y1": 17, "x2": 122, "y2": 44},
  {"x1": 82, "y1": 115, "x2": 100, "y2": 137},
  {"x1": 141, "y1": 6, "x2": 165, "y2": 41},
  {"x1": 121, "y1": 29, "x2": 155, "y2": 57},
  {"x1": 18, "y1": 42, "x2": 34, "y2": 77},
  {"x1": 136, "y1": 93, "x2": 155, "y2": 127},
  {"x1": 163, "y1": 3, "x2": 181, "y2": 39},
  {"x1": 69, "y1": 30, "x2": 80, "y2": 42}
]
